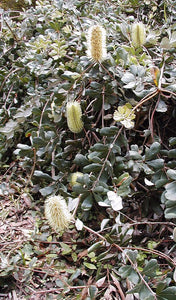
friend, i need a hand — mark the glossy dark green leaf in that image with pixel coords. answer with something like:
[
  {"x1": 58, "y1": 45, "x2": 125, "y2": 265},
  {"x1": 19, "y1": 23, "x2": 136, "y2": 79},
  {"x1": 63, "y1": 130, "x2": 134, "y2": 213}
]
[
  {"x1": 157, "y1": 287, "x2": 176, "y2": 300},
  {"x1": 99, "y1": 126, "x2": 119, "y2": 136},
  {"x1": 83, "y1": 163, "x2": 102, "y2": 173},
  {"x1": 145, "y1": 142, "x2": 161, "y2": 160},
  {"x1": 147, "y1": 159, "x2": 164, "y2": 170},
  {"x1": 168, "y1": 149, "x2": 176, "y2": 159},
  {"x1": 81, "y1": 194, "x2": 93, "y2": 211},
  {"x1": 73, "y1": 154, "x2": 89, "y2": 166},
  {"x1": 90, "y1": 143, "x2": 109, "y2": 152},
  {"x1": 33, "y1": 171, "x2": 53, "y2": 182}
]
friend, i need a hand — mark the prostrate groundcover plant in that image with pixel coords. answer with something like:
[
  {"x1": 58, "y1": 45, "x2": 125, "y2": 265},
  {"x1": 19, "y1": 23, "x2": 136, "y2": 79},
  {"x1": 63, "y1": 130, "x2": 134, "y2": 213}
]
[{"x1": 0, "y1": 0, "x2": 176, "y2": 299}]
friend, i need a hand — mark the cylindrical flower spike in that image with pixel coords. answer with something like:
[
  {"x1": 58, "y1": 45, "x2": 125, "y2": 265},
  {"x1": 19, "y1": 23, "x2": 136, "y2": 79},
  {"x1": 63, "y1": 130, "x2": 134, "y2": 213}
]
[
  {"x1": 87, "y1": 24, "x2": 107, "y2": 62},
  {"x1": 45, "y1": 195, "x2": 72, "y2": 232},
  {"x1": 131, "y1": 22, "x2": 146, "y2": 48},
  {"x1": 66, "y1": 101, "x2": 84, "y2": 133}
]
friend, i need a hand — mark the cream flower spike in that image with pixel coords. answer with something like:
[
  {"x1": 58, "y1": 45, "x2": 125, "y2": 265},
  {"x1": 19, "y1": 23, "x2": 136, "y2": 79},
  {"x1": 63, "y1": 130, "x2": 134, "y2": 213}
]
[
  {"x1": 87, "y1": 24, "x2": 107, "y2": 62},
  {"x1": 131, "y1": 22, "x2": 146, "y2": 48},
  {"x1": 45, "y1": 195, "x2": 72, "y2": 232},
  {"x1": 66, "y1": 101, "x2": 84, "y2": 133}
]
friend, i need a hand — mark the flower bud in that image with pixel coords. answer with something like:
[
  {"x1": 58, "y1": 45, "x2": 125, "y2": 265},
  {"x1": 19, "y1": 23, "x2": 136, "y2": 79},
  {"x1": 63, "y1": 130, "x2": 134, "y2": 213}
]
[
  {"x1": 87, "y1": 24, "x2": 107, "y2": 62},
  {"x1": 45, "y1": 195, "x2": 72, "y2": 232},
  {"x1": 66, "y1": 101, "x2": 84, "y2": 133},
  {"x1": 131, "y1": 22, "x2": 146, "y2": 48},
  {"x1": 70, "y1": 172, "x2": 83, "y2": 186}
]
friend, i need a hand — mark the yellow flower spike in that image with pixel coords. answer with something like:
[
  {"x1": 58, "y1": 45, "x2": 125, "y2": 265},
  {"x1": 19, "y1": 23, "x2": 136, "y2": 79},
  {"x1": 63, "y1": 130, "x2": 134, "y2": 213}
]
[
  {"x1": 70, "y1": 172, "x2": 83, "y2": 187},
  {"x1": 131, "y1": 22, "x2": 146, "y2": 48},
  {"x1": 113, "y1": 103, "x2": 135, "y2": 129},
  {"x1": 66, "y1": 101, "x2": 84, "y2": 133},
  {"x1": 45, "y1": 195, "x2": 72, "y2": 232},
  {"x1": 87, "y1": 24, "x2": 107, "y2": 62}
]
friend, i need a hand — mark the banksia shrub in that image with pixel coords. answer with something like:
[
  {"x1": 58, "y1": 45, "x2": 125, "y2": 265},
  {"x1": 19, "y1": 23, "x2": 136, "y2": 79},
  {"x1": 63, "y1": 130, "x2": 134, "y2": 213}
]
[
  {"x1": 131, "y1": 22, "x2": 146, "y2": 48},
  {"x1": 66, "y1": 101, "x2": 84, "y2": 133},
  {"x1": 45, "y1": 195, "x2": 72, "y2": 232},
  {"x1": 87, "y1": 24, "x2": 107, "y2": 62}
]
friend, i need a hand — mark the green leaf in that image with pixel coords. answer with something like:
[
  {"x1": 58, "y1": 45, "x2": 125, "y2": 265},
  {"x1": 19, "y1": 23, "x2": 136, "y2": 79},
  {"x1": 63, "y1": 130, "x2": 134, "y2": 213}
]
[
  {"x1": 129, "y1": 150, "x2": 143, "y2": 160},
  {"x1": 145, "y1": 142, "x2": 161, "y2": 160},
  {"x1": 117, "y1": 176, "x2": 132, "y2": 197},
  {"x1": 39, "y1": 184, "x2": 56, "y2": 196},
  {"x1": 157, "y1": 287, "x2": 176, "y2": 300},
  {"x1": 32, "y1": 137, "x2": 46, "y2": 147},
  {"x1": 128, "y1": 282, "x2": 155, "y2": 300},
  {"x1": 83, "y1": 163, "x2": 102, "y2": 173},
  {"x1": 167, "y1": 169, "x2": 176, "y2": 180},
  {"x1": 73, "y1": 154, "x2": 89, "y2": 166},
  {"x1": 90, "y1": 143, "x2": 109, "y2": 152},
  {"x1": 142, "y1": 259, "x2": 158, "y2": 277},
  {"x1": 88, "y1": 241, "x2": 104, "y2": 254},
  {"x1": 83, "y1": 262, "x2": 97, "y2": 270},
  {"x1": 61, "y1": 71, "x2": 80, "y2": 81},
  {"x1": 89, "y1": 285, "x2": 98, "y2": 299},
  {"x1": 164, "y1": 206, "x2": 176, "y2": 219},
  {"x1": 81, "y1": 194, "x2": 93, "y2": 211},
  {"x1": 60, "y1": 242, "x2": 72, "y2": 255},
  {"x1": 169, "y1": 137, "x2": 176, "y2": 146},
  {"x1": 156, "y1": 282, "x2": 167, "y2": 294},
  {"x1": 126, "y1": 249, "x2": 138, "y2": 263},
  {"x1": 168, "y1": 150, "x2": 176, "y2": 159},
  {"x1": 33, "y1": 171, "x2": 53, "y2": 182},
  {"x1": 99, "y1": 126, "x2": 119, "y2": 136},
  {"x1": 165, "y1": 182, "x2": 176, "y2": 201},
  {"x1": 147, "y1": 159, "x2": 164, "y2": 170},
  {"x1": 118, "y1": 265, "x2": 133, "y2": 278}
]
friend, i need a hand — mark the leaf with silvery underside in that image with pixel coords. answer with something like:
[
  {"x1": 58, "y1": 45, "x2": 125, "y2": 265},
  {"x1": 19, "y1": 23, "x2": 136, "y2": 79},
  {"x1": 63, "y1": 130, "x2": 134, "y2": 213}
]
[
  {"x1": 167, "y1": 169, "x2": 176, "y2": 180},
  {"x1": 165, "y1": 182, "x2": 176, "y2": 201}
]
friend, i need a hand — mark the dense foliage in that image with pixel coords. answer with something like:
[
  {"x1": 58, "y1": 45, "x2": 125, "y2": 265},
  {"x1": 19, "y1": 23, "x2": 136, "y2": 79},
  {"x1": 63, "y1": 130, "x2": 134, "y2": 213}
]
[{"x1": 0, "y1": 0, "x2": 176, "y2": 299}]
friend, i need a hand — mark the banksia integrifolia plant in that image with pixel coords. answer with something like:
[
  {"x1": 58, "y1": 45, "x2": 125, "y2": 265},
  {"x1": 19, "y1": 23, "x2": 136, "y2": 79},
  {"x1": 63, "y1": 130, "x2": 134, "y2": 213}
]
[
  {"x1": 66, "y1": 101, "x2": 84, "y2": 133},
  {"x1": 87, "y1": 24, "x2": 107, "y2": 62},
  {"x1": 131, "y1": 22, "x2": 146, "y2": 48},
  {"x1": 45, "y1": 195, "x2": 72, "y2": 232}
]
